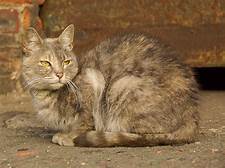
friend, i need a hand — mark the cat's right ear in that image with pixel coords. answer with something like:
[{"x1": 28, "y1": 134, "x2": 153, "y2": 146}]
[{"x1": 22, "y1": 27, "x2": 43, "y2": 55}]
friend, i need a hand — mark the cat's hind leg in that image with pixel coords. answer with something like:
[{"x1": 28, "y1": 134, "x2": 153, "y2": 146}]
[
  {"x1": 74, "y1": 75, "x2": 198, "y2": 147},
  {"x1": 105, "y1": 75, "x2": 167, "y2": 134},
  {"x1": 73, "y1": 74, "x2": 198, "y2": 147}
]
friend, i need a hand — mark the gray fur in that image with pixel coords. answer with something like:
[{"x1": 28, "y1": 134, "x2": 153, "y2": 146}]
[{"x1": 22, "y1": 24, "x2": 199, "y2": 147}]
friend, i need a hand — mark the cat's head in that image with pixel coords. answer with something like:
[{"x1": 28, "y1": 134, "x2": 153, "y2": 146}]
[{"x1": 22, "y1": 24, "x2": 78, "y2": 90}]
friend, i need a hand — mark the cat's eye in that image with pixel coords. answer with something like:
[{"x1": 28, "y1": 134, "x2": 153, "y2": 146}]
[
  {"x1": 63, "y1": 60, "x2": 71, "y2": 65},
  {"x1": 40, "y1": 60, "x2": 51, "y2": 67}
]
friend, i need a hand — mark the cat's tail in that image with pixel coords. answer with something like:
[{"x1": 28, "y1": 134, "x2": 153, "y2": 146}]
[{"x1": 73, "y1": 122, "x2": 198, "y2": 147}]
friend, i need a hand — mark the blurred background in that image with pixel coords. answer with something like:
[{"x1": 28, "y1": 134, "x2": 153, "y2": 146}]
[
  {"x1": 1, "y1": 0, "x2": 225, "y2": 94},
  {"x1": 0, "y1": 0, "x2": 225, "y2": 94}
]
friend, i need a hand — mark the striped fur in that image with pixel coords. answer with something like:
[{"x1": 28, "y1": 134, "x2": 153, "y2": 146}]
[{"x1": 22, "y1": 25, "x2": 199, "y2": 147}]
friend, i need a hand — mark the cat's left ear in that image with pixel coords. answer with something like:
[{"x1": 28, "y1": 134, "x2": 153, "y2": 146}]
[{"x1": 58, "y1": 24, "x2": 74, "y2": 51}]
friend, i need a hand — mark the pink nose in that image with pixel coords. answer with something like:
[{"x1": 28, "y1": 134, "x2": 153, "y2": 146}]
[{"x1": 56, "y1": 72, "x2": 63, "y2": 79}]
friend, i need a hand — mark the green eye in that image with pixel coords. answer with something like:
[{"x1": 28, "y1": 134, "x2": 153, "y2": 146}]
[
  {"x1": 63, "y1": 60, "x2": 71, "y2": 65},
  {"x1": 40, "y1": 60, "x2": 51, "y2": 67}
]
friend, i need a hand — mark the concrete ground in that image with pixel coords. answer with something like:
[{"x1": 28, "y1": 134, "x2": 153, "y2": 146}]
[{"x1": 0, "y1": 91, "x2": 224, "y2": 168}]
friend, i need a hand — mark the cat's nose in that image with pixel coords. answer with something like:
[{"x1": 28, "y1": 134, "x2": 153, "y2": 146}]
[{"x1": 55, "y1": 72, "x2": 63, "y2": 79}]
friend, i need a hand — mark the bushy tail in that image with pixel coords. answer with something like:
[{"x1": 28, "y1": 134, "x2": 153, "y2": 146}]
[{"x1": 73, "y1": 122, "x2": 198, "y2": 147}]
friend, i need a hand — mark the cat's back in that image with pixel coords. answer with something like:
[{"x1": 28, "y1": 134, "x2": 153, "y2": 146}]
[
  {"x1": 82, "y1": 33, "x2": 194, "y2": 84},
  {"x1": 80, "y1": 33, "x2": 199, "y2": 136}
]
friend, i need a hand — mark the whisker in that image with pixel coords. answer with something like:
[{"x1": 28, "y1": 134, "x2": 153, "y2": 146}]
[
  {"x1": 25, "y1": 79, "x2": 40, "y2": 84},
  {"x1": 24, "y1": 78, "x2": 42, "y2": 89},
  {"x1": 44, "y1": 77, "x2": 53, "y2": 79},
  {"x1": 24, "y1": 82, "x2": 39, "y2": 89},
  {"x1": 24, "y1": 77, "x2": 54, "y2": 89},
  {"x1": 68, "y1": 80, "x2": 79, "y2": 90},
  {"x1": 65, "y1": 83, "x2": 71, "y2": 93},
  {"x1": 65, "y1": 77, "x2": 79, "y2": 90},
  {"x1": 67, "y1": 81, "x2": 81, "y2": 111},
  {"x1": 67, "y1": 82, "x2": 76, "y2": 95}
]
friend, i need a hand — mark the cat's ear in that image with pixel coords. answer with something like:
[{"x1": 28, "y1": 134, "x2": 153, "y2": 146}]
[
  {"x1": 23, "y1": 27, "x2": 43, "y2": 54},
  {"x1": 58, "y1": 24, "x2": 74, "y2": 51}
]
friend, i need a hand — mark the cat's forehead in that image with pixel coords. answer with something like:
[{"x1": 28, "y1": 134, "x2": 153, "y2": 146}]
[
  {"x1": 44, "y1": 38, "x2": 62, "y2": 50},
  {"x1": 43, "y1": 38, "x2": 67, "y2": 60}
]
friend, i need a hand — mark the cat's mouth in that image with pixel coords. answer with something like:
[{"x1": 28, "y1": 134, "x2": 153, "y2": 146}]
[
  {"x1": 54, "y1": 78, "x2": 66, "y2": 85},
  {"x1": 46, "y1": 78, "x2": 65, "y2": 89},
  {"x1": 49, "y1": 82, "x2": 64, "y2": 90},
  {"x1": 39, "y1": 77, "x2": 68, "y2": 90},
  {"x1": 45, "y1": 77, "x2": 64, "y2": 84}
]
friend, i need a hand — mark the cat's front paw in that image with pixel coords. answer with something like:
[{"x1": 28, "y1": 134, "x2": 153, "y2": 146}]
[{"x1": 52, "y1": 133, "x2": 74, "y2": 146}]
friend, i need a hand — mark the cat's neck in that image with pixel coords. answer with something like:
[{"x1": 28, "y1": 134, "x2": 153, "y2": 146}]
[{"x1": 30, "y1": 89, "x2": 60, "y2": 114}]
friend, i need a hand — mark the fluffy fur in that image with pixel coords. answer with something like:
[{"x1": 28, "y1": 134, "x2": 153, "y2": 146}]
[{"x1": 22, "y1": 24, "x2": 199, "y2": 147}]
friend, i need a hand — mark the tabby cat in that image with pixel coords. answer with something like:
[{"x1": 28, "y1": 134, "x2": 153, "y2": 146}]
[{"x1": 22, "y1": 24, "x2": 199, "y2": 147}]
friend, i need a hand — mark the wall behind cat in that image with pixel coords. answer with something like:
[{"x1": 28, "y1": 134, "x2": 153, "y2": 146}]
[
  {"x1": 40, "y1": 0, "x2": 225, "y2": 68},
  {"x1": 0, "y1": 0, "x2": 44, "y2": 94}
]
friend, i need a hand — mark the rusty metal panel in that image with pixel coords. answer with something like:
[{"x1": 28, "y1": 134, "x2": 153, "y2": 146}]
[{"x1": 40, "y1": 0, "x2": 225, "y2": 67}]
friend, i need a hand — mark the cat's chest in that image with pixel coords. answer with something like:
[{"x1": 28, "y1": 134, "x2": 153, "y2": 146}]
[
  {"x1": 33, "y1": 99, "x2": 56, "y2": 114},
  {"x1": 32, "y1": 92, "x2": 59, "y2": 120},
  {"x1": 32, "y1": 92, "x2": 57, "y2": 109}
]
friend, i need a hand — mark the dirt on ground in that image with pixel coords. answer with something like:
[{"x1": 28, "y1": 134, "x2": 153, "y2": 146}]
[{"x1": 0, "y1": 91, "x2": 224, "y2": 168}]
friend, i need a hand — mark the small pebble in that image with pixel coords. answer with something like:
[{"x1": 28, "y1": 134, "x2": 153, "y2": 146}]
[
  {"x1": 7, "y1": 163, "x2": 12, "y2": 168},
  {"x1": 211, "y1": 148, "x2": 219, "y2": 153},
  {"x1": 192, "y1": 159, "x2": 197, "y2": 163},
  {"x1": 81, "y1": 162, "x2": 86, "y2": 166},
  {"x1": 209, "y1": 128, "x2": 218, "y2": 133},
  {"x1": 156, "y1": 150, "x2": 162, "y2": 154}
]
